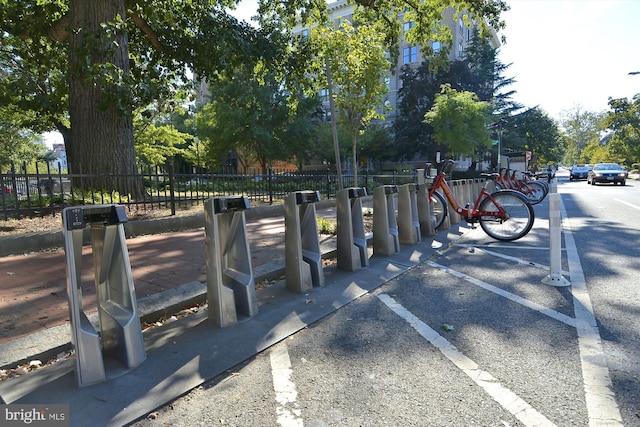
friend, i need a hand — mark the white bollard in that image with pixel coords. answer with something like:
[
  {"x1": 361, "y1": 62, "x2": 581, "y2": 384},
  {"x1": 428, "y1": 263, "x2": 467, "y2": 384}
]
[{"x1": 542, "y1": 186, "x2": 570, "y2": 287}]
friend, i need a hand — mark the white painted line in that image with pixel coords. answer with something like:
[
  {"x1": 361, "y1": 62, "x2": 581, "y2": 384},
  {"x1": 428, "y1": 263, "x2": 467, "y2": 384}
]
[
  {"x1": 270, "y1": 343, "x2": 304, "y2": 427},
  {"x1": 614, "y1": 199, "x2": 640, "y2": 211},
  {"x1": 455, "y1": 244, "x2": 552, "y2": 251},
  {"x1": 559, "y1": 196, "x2": 623, "y2": 426},
  {"x1": 455, "y1": 245, "x2": 570, "y2": 276},
  {"x1": 377, "y1": 293, "x2": 556, "y2": 427},
  {"x1": 427, "y1": 261, "x2": 576, "y2": 328}
]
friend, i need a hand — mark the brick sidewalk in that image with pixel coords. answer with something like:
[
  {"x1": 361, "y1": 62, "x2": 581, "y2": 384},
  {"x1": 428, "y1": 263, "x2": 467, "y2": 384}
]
[{"x1": 0, "y1": 209, "x2": 340, "y2": 345}]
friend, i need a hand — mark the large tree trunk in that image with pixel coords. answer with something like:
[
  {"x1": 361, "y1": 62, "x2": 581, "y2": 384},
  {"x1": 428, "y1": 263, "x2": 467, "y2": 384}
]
[{"x1": 67, "y1": 0, "x2": 144, "y2": 198}]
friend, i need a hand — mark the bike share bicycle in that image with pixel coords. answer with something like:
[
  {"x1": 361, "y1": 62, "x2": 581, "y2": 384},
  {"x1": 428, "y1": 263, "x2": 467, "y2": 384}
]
[
  {"x1": 494, "y1": 169, "x2": 548, "y2": 205},
  {"x1": 427, "y1": 160, "x2": 535, "y2": 241}
]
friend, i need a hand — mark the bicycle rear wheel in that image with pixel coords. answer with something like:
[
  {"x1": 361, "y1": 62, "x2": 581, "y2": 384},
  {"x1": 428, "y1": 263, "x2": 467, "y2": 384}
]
[
  {"x1": 519, "y1": 182, "x2": 545, "y2": 205},
  {"x1": 430, "y1": 190, "x2": 447, "y2": 230},
  {"x1": 478, "y1": 190, "x2": 534, "y2": 241}
]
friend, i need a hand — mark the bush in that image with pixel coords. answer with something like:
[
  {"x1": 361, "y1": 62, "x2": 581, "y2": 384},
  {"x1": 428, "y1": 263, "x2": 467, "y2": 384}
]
[{"x1": 316, "y1": 217, "x2": 336, "y2": 235}]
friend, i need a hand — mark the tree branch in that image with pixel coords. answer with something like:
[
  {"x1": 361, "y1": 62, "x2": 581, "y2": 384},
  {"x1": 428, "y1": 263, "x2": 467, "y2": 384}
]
[
  {"x1": 128, "y1": 10, "x2": 167, "y2": 53},
  {"x1": 46, "y1": 15, "x2": 70, "y2": 42}
]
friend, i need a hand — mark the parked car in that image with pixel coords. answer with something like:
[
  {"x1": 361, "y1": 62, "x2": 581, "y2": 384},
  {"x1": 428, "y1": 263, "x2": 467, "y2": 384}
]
[
  {"x1": 587, "y1": 163, "x2": 627, "y2": 186},
  {"x1": 570, "y1": 164, "x2": 589, "y2": 180}
]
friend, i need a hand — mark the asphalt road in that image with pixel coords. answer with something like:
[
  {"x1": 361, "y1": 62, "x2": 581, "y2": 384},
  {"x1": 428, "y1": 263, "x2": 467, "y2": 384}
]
[
  {"x1": 130, "y1": 171, "x2": 639, "y2": 427},
  {"x1": 560, "y1": 173, "x2": 640, "y2": 426}
]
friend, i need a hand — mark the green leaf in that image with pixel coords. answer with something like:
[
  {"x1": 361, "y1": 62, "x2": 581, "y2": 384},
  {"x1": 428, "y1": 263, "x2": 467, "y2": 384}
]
[{"x1": 441, "y1": 323, "x2": 455, "y2": 332}]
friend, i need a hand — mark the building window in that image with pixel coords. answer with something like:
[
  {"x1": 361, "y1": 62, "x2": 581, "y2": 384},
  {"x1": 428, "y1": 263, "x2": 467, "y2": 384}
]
[
  {"x1": 403, "y1": 21, "x2": 415, "y2": 33},
  {"x1": 432, "y1": 41, "x2": 441, "y2": 53},
  {"x1": 319, "y1": 88, "x2": 329, "y2": 102},
  {"x1": 301, "y1": 29, "x2": 309, "y2": 38},
  {"x1": 403, "y1": 45, "x2": 418, "y2": 64},
  {"x1": 458, "y1": 40, "x2": 464, "y2": 58}
]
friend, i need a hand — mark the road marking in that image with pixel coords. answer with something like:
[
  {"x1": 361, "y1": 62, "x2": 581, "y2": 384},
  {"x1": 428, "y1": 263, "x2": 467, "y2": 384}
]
[
  {"x1": 378, "y1": 293, "x2": 556, "y2": 427},
  {"x1": 427, "y1": 261, "x2": 576, "y2": 327},
  {"x1": 614, "y1": 199, "x2": 640, "y2": 211},
  {"x1": 454, "y1": 245, "x2": 570, "y2": 275},
  {"x1": 270, "y1": 343, "x2": 304, "y2": 427},
  {"x1": 559, "y1": 196, "x2": 624, "y2": 426},
  {"x1": 455, "y1": 244, "x2": 552, "y2": 250}
]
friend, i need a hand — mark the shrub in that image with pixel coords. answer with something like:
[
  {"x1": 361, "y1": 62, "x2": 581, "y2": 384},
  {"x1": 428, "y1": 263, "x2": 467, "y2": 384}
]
[{"x1": 316, "y1": 217, "x2": 336, "y2": 235}]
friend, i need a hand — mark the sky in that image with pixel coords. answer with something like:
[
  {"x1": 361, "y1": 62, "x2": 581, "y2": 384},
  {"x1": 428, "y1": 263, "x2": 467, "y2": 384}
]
[
  {"x1": 228, "y1": 0, "x2": 640, "y2": 121},
  {"x1": 497, "y1": 0, "x2": 640, "y2": 121},
  {"x1": 43, "y1": 0, "x2": 640, "y2": 146}
]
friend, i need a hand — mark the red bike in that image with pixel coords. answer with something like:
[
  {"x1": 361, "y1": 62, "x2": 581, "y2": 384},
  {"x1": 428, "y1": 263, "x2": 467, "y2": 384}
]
[{"x1": 428, "y1": 160, "x2": 535, "y2": 241}]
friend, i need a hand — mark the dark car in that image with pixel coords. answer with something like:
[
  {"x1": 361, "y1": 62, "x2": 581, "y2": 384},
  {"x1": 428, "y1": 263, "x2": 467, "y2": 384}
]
[
  {"x1": 587, "y1": 163, "x2": 627, "y2": 186},
  {"x1": 570, "y1": 164, "x2": 589, "y2": 180}
]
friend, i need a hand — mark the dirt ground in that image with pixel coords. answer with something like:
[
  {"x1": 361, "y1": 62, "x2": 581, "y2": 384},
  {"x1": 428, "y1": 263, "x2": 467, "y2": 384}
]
[{"x1": 0, "y1": 205, "x2": 204, "y2": 236}]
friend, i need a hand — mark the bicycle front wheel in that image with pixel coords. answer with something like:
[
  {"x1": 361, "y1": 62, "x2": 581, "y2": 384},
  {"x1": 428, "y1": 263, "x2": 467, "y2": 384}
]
[
  {"x1": 478, "y1": 190, "x2": 534, "y2": 241},
  {"x1": 430, "y1": 190, "x2": 448, "y2": 230}
]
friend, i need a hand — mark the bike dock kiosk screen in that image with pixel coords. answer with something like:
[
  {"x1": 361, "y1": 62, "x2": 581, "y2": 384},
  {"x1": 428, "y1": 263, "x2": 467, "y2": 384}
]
[
  {"x1": 204, "y1": 196, "x2": 257, "y2": 328},
  {"x1": 285, "y1": 190, "x2": 325, "y2": 294},
  {"x1": 62, "y1": 204, "x2": 146, "y2": 387},
  {"x1": 336, "y1": 187, "x2": 369, "y2": 272}
]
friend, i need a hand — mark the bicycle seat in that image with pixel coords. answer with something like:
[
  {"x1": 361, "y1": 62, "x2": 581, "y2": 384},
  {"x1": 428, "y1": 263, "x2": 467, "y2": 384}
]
[{"x1": 481, "y1": 173, "x2": 500, "y2": 179}]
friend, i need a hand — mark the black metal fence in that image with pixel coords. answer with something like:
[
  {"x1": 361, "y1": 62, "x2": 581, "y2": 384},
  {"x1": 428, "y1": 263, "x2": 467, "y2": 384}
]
[{"x1": 1, "y1": 161, "x2": 417, "y2": 220}]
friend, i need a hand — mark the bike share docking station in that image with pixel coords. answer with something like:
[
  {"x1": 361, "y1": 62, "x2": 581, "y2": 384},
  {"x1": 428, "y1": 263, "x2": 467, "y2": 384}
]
[
  {"x1": 204, "y1": 196, "x2": 258, "y2": 328},
  {"x1": 62, "y1": 205, "x2": 146, "y2": 387},
  {"x1": 285, "y1": 190, "x2": 325, "y2": 293},
  {"x1": 416, "y1": 165, "x2": 435, "y2": 237},
  {"x1": 397, "y1": 183, "x2": 421, "y2": 245},
  {"x1": 373, "y1": 185, "x2": 400, "y2": 256},
  {"x1": 336, "y1": 187, "x2": 369, "y2": 272}
]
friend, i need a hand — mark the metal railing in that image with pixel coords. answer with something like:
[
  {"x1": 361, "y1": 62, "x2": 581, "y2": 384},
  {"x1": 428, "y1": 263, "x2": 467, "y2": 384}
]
[{"x1": 1, "y1": 161, "x2": 417, "y2": 220}]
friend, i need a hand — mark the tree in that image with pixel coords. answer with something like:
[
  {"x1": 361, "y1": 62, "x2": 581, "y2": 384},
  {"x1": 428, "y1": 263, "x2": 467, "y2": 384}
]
[
  {"x1": 133, "y1": 114, "x2": 192, "y2": 166},
  {"x1": 312, "y1": 19, "x2": 389, "y2": 186},
  {"x1": 1, "y1": 0, "x2": 508, "y2": 193},
  {"x1": 1, "y1": 0, "x2": 266, "y2": 194},
  {"x1": 359, "y1": 123, "x2": 395, "y2": 170},
  {"x1": 395, "y1": 31, "x2": 517, "y2": 163},
  {"x1": 603, "y1": 95, "x2": 640, "y2": 165},
  {"x1": 0, "y1": 108, "x2": 48, "y2": 170},
  {"x1": 559, "y1": 105, "x2": 604, "y2": 165},
  {"x1": 424, "y1": 84, "x2": 492, "y2": 156},
  {"x1": 502, "y1": 107, "x2": 560, "y2": 168},
  {"x1": 581, "y1": 140, "x2": 616, "y2": 164},
  {"x1": 194, "y1": 65, "x2": 318, "y2": 173}
]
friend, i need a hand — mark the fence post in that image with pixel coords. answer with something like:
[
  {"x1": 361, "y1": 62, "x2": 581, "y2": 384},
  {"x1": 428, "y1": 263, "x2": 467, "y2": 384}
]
[
  {"x1": 268, "y1": 167, "x2": 274, "y2": 205},
  {"x1": 326, "y1": 169, "x2": 331, "y2": 199},
  {"x1": 169, "y1": 157, "x2": 176, "y2": 216},
  {"x1": 365, "y1": 169, "x2": 369, "y2": 192}
]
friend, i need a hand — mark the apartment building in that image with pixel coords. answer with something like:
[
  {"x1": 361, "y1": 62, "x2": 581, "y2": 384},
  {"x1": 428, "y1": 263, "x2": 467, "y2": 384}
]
[{"x1": 295, "y1": 0, "x2": 500, "y2": 122}]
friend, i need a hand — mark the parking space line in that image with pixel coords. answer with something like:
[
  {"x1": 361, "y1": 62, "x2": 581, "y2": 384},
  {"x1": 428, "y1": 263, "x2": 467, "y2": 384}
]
[
  {"x1": 270, "y1": 343, "x2": 304, "y2": 427},
  {"x1": 454, "y1": 245, "x2": 570, "y2": 275},
  {"x1": 427, "y1": 261, "x2": 576, "y2": 327},
  {"x1": 377, "y1": 293, "x2": 556, "y2": 427},
  {"x1": 559, "y1": 197, "x2": 624, "y2": 426},
  {"x1": 614, "y1": 199, "x2": 640, "y2": 211}
]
